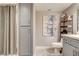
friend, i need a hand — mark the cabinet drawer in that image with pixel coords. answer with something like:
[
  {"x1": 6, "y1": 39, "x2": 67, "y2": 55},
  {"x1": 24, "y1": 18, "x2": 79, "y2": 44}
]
[
  {"x1": 63, "y1": 37, "x2": 72, "y2": 43},
  {"x1": 64, "y1": 37, "x2": 79, "y2": 48},
  {"x1": 70, "y1": 39, "x2": 79, "y2": 48}
]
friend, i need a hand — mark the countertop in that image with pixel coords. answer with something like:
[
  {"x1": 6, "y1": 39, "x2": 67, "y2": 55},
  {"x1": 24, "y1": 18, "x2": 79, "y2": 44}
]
[{"x1": 61, "y1": 34, "x2": 79, "y2": 40}]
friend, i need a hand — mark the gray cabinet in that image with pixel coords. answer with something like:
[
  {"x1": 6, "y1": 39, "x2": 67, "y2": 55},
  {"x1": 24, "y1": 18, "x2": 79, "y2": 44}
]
[
  {"x1": 19, "y1": 27, "x2": 30, "y2": 56},
  {"x1": 63, "y1": 37, "x2": 79, "y2": 56},
  {"x1": 63, "y1": 41, "x2": 75, "y2": 56},
  {"x1": 19, "y1": 3, "x2": 33, "y2": 56},
  {"x1": 19, "y1": 3, "x2": 31, "y2": 26}
]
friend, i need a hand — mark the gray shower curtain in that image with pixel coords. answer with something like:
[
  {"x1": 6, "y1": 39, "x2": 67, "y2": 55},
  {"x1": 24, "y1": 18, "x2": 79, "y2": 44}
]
[{"x1": 0, "y1": 6, "x2": 16, "y2": 55}]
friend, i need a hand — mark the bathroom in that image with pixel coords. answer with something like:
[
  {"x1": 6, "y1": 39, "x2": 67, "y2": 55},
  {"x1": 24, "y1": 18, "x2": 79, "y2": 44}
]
[
  {"x1": 33, "y1": 3, "x2": 79, "y2": 56},
  {"x1": 0, "y1": 3, "x2": 79, "y2": 56}
]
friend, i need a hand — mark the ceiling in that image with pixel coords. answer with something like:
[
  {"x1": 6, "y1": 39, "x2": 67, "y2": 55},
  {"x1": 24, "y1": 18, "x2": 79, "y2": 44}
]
[{"x1": 34, "y1": 3, "x2": 72, "y2": 12}]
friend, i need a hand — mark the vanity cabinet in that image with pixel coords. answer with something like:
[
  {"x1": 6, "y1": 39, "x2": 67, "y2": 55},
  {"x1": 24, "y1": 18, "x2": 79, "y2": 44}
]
[
  {"x1": 63, "y1": 36, "x2": 79, "y2": 56},
  {"x1": 63, "y1": 41, "x2": 75, "y2": 56}
]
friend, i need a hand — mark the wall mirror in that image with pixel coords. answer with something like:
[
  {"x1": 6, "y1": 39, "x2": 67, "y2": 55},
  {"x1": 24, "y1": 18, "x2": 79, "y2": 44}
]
[{"x1": 42, "y1": 15, "x2": 54, "y2": 37}]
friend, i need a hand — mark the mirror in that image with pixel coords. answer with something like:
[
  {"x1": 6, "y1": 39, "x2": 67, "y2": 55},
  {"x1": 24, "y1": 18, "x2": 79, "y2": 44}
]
[{"x1": 42, "y1": 15, "x2": 54, "y2": 37}]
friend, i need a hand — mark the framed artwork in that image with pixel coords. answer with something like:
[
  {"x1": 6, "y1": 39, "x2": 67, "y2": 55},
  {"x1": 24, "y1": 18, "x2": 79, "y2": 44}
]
[{"x1": 42, "y1": 15, "x2": 54, "y2": 37}]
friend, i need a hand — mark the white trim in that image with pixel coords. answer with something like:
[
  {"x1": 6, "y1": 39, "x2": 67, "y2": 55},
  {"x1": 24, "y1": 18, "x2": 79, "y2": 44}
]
[
  {"x1": 33, "y1": 4, "x2": 36, "y2": 55},
  {"x1": 15, "y1": 4, "x2": 19, "y2": 55}
]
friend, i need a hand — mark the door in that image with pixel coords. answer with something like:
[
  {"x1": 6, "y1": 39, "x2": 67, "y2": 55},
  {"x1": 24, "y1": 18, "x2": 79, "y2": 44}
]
[{"x1": 19, "y1": 27, "x2": 30, "y2": 56}]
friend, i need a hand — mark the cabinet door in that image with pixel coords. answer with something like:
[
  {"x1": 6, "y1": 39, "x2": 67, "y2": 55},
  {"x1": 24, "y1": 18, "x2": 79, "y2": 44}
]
[
  {"x1": 63, "y1": 42, "x2": 75, "y2": 56},
  {"x1": 19, "y1": 4, "x2": 31, "y2": 26},
  {"x1": 19, "y1": 27, "x2": 30, "y2": 56}
]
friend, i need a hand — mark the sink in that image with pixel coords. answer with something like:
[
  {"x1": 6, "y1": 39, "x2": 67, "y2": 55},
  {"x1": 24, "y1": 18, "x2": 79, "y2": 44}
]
[{"x1": 51, "y1": 43, "x2": 63, "y2": 48}]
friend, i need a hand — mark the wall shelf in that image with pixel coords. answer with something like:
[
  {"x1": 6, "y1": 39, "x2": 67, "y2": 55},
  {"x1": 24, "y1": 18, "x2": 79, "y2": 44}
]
[{"x1": 60, "y1": 14, "x2": 73, "y2": 34}]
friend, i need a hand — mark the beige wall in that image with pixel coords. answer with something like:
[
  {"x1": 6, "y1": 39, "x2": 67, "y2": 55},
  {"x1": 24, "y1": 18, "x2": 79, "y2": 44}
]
[{"x1": 35, "y1": 11, "x2": 61, "y2": 46}]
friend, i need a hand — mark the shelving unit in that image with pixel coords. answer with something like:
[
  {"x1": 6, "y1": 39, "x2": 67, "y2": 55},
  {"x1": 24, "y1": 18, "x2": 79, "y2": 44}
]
[{"x1": 60, "y1": 14, "x2": 73, "y2": 34}]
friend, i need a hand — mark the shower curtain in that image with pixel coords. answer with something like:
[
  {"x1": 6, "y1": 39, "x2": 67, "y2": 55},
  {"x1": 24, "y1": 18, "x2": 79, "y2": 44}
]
[{"x1": 0, "y1": 6, "x2": 16, "y2": 55}]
